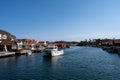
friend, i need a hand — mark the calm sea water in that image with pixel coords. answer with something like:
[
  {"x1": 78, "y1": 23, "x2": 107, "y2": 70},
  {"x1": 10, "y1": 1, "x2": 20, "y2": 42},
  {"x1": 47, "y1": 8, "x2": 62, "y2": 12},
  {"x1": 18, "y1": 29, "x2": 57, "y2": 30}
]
[{"x1": 0, "y1": 46, "x2": 120, "y2": 80}]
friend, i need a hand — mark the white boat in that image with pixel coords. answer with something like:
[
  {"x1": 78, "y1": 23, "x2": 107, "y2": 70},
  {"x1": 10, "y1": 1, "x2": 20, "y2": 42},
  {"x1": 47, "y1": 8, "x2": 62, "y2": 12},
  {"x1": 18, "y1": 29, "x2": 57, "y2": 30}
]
[
  {"x1": 43, "y1": 46, "x2": 64, "y2": 57},
  {"x1": 26, "y1": 50, "x2": 32, "y2": 55}
]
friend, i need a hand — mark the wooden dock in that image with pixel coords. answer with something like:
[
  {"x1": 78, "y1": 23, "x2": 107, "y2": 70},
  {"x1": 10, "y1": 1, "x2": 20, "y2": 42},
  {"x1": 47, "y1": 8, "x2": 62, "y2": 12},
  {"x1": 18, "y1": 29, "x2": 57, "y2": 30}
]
[{"x1": 0, "y1": 52, "x2": 15, "y2": 58}]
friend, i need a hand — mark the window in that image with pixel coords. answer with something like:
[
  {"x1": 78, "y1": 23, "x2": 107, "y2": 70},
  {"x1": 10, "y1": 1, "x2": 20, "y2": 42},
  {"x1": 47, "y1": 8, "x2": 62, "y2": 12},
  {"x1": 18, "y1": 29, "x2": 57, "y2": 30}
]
[
  {"x1": 0, "y1": 34, "x2": 1, "y2": 39},
  {"x1": 2, "y1": 34, "x2": 7, "y2": 39}
]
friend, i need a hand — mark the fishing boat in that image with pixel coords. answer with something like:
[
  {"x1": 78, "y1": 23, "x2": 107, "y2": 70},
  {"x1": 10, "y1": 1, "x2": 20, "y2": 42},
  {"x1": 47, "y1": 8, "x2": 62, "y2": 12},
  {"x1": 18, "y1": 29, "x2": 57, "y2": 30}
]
[{"x1": 43, "y1": 45, "x2": 64, "y2": 57}]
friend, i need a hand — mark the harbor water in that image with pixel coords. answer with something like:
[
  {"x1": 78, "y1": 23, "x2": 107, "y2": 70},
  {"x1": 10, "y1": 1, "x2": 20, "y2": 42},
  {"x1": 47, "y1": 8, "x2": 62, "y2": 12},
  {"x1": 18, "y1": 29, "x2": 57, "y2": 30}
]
[{"x1": 0, "y1": 46, "x2": 120, "y2": 80}]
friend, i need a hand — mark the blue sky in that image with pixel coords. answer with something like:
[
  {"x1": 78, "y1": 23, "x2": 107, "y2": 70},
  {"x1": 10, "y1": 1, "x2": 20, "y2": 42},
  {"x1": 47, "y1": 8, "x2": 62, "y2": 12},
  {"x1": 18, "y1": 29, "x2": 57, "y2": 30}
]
[{"x1": 0, "y1": 0, "x2": 120, "y2": 41}]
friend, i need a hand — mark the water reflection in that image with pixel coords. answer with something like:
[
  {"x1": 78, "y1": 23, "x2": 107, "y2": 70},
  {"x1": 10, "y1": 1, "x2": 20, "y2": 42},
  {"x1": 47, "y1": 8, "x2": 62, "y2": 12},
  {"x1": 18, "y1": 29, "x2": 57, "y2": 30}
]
[
  {"x1": 43, "y1": 56, "x2": 62, "y2": 64},
  {"x1": 0, "y1": 56, "x2": 19, "y2": 65},
  {"x1": 42, "y1": 56, "x2": 63, "y2": 70}
]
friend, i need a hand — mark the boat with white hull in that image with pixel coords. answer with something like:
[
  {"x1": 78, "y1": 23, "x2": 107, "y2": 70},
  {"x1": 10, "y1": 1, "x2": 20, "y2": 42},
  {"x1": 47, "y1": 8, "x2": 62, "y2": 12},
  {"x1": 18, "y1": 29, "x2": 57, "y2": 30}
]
[
  {"x1": 26, "y1": 50, "x2": 32, "y2": 55},
  {"x1": 43, "y1": 46, "x2": 64, "y2": 57}
]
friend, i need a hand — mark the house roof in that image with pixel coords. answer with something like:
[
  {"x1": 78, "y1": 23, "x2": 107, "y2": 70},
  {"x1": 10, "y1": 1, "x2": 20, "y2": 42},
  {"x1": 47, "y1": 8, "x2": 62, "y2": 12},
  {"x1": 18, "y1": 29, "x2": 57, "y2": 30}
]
[{"x1": 0, "y1": 29, "x2": 16, "y2": 40}]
